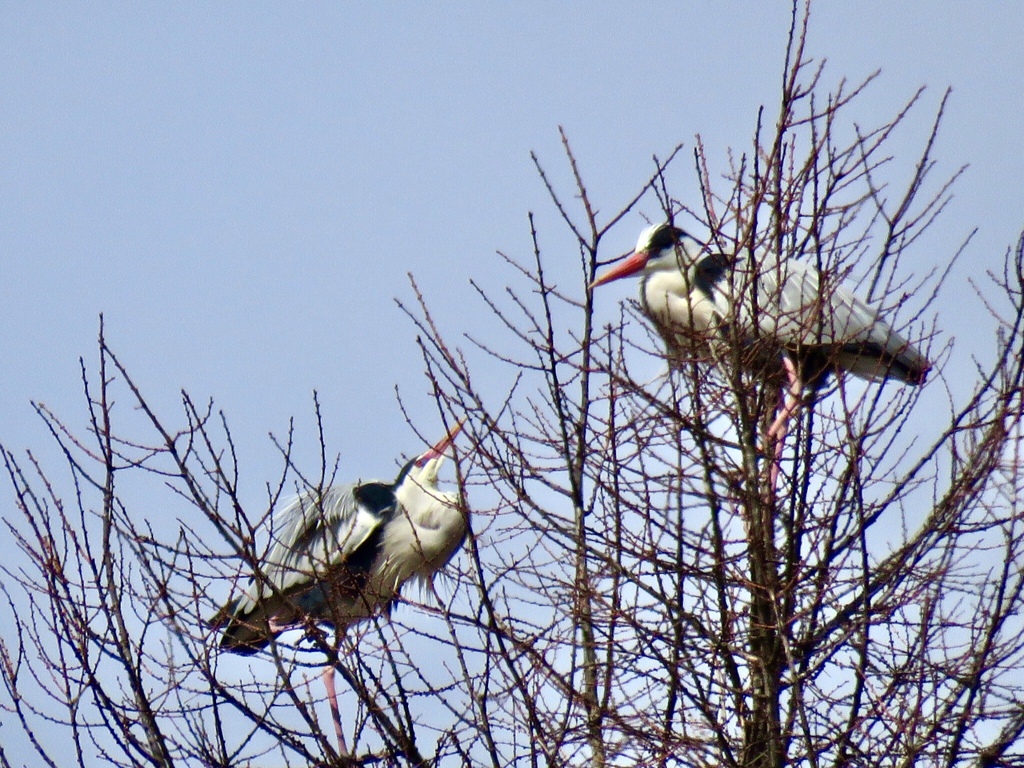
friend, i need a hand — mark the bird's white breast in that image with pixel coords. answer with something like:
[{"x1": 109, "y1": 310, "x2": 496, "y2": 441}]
[
  {"x1": 641, "y1": 269, "x2": 721, "y2": 339},
  {"x1": 378, "y1": 484, "x2": 466, "y2": 590}
]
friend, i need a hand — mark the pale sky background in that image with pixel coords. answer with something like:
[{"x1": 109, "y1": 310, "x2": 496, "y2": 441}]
[
  {"x1": 2, "y1": 3, "x2": 1023, "y2": 481},
  {"x1": 1, "y1": 3, "x2": 1023, "y2": 761}
]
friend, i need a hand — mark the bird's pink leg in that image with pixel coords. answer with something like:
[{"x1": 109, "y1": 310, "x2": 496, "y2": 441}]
[
  {"x1": 766, "y1": 356, "x2": 803, "y2": 490},
  {"x1": 322, "y1": 665, "x2": 349, "y2": 757}
]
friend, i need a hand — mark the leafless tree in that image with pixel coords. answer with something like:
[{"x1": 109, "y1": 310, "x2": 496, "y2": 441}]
[{"x1": 2, "y1": 4, "x2": 1023, "y2": 767}]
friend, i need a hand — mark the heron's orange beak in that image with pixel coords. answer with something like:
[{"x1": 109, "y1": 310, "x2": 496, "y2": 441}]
[
  {"x1": 589, "y1": 250, "x2": 650, "y2": 288},
  {"x1": 421, "y1": 418, "x2": 466, "y2": 462}
]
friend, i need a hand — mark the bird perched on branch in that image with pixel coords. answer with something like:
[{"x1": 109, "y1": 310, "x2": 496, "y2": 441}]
[
  {"x1": 591, "y1": 223, "x2": 930, "y2": 486},
  {"x1": 214, "y1": 418, "x2": 467, "y2": 755}
]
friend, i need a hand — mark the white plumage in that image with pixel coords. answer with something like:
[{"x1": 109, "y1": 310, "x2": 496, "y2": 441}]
[
  {"x1": 592, "y1": 223, "x2": 931, "y2": 486},
  {"x1": 216, "y1": 421, "x2": 466, "y2": 655},
  {"x1": 596, "y1": 223, "x2": 930, "y2": 389}
]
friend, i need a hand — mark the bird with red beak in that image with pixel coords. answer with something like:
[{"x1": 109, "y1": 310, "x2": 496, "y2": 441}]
[{"x1": 591, "y1": 223, "x2": 930, "y2": 487}]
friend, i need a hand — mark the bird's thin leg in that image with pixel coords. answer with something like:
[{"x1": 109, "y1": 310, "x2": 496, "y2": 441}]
[
  {"x1": 322, "y1": 664, "x2": 349, "y2": 757},
  {"x1": 766, "y1": 356, "x2": 803, "y2": 490}
]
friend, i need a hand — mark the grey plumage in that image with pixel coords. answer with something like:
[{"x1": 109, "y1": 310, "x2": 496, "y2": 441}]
[
  {"x1": 602, "y1": 223, "x2": 930, "y2": 390},
  {"x1": 215, "y1": 426, "x2": 466, "y2": 655},
  {"x1": 592, "y1": 223, "x2": 931, "y2": 488}
]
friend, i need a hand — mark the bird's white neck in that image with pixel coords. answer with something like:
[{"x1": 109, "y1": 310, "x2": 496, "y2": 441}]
[
  {"x1": 384, "y1": 479, "x2": 466, "y2": 585},
  {"x1": 641, "y1": 266, "x2": 721, "y2": 337}
]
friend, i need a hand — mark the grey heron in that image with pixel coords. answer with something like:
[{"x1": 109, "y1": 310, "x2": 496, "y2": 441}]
[
  {"x1": 591, "y1": 223, "x2": 930, "y2": 487},
  {"x1": 215, "y1": 418, "x2": 467, "y2": 756}
]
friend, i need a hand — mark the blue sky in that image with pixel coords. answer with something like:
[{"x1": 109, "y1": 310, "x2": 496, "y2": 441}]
[
  {"x1": 2, "y1": 4, "x2": 1022, "y2": 486},
  {"x1": 2, "y1": 3, "x2": 1023, "y2": 763},
  {"x1": 0, "y1": 2, "x2": 1020, "y2": 526}
]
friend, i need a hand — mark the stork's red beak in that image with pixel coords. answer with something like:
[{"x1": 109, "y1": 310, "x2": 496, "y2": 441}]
[
  {"x1": 419, "y1": 418, "x2": 466, "y2": 463},
  {"x1": 589, "y1": 250, "x2": 651, "y2": 288}
]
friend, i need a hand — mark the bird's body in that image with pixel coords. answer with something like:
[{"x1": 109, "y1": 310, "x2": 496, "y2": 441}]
[
  {"x1": 592, "y1": 223, "x2": 930, "y2": 486},
  {"x1": 608, "y1": 224, "x2": 929, "y2": 391},
  {"x1": 218, "y1": 424, "x2": 466, "y2": 655},
  {"x1": 214, "y1": 422, "x2": 466, "y2": 753}
]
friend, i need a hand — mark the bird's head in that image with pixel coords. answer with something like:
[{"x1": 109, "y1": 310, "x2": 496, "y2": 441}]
[
  {"x1": 393, "y1": 418, "x2": 466, "y2": 533},
  {"x1": 394, "y1": 418, "x2": 465, "y2": 495},
  {"x1": 590, "y1": 223, "x2": 701, "y2": 288}
]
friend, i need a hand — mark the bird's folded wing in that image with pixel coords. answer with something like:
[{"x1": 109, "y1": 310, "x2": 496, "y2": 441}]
[
  {"x1": 760, "y1": 258, "x2": 883, "y2": 347},
  {"x1": 236, "y1": 483, "x2": 392, "y2": 611}
]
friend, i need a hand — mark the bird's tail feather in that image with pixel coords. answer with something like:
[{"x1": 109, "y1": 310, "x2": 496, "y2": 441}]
[
  {"x1": 209, "y1": 598, "x2": 272, "y2": 656},
  {"x1": 837, "y1": 341, "x2": 931, "y2": 385}
]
